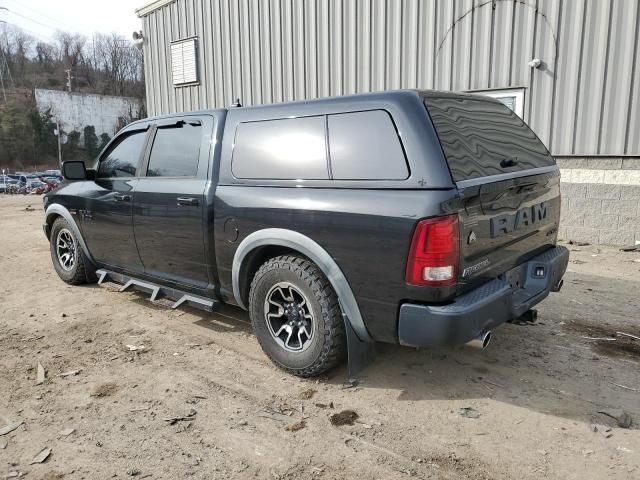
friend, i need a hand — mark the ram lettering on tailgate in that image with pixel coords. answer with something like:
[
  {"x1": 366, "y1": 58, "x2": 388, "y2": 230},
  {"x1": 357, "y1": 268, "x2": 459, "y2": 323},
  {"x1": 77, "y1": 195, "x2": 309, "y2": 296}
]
[{"x1": 490, "y1": 201, "x2": 548, "y2": 238}]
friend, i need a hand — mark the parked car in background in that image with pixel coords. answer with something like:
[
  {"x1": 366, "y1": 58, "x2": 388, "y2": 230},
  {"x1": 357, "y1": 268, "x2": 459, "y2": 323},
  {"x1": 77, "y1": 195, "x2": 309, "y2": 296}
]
[
  {"x1": 41, "y1": 177, "x2": 61, "y2": 186},
  {"x1": 43, "y1": 90, "x2": 569, "y2": 377},
  {"x1": 28, "y1": 180, "x2": 47, "y2": 194},
  {"x1": 0, "y1": 176, "x2": 18, "y2": 193},
  {"x1": 44, "y1": 169, "x2": 62, "y2": 178},
  {"x1": 0, "y1": 173, "x2": 57, "y2": 194}
]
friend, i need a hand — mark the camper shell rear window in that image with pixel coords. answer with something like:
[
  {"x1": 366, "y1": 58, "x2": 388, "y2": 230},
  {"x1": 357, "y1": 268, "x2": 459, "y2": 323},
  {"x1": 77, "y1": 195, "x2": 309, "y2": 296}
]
[{"x1": 422, "y1": 93, "x2": 555, "y2": 183}]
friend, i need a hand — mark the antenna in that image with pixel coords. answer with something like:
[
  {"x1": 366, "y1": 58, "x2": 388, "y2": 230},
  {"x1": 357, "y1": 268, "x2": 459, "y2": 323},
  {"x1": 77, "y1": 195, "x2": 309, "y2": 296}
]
[{"x1": 231, "y1": 98, "x2": 242, "y2": 107}]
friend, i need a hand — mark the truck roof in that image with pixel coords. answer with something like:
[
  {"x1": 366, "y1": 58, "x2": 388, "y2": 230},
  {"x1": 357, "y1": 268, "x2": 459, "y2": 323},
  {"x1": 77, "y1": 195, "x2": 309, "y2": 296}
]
[{"x1": 134, "y1": 89, "x2": 502, "y2": 126}]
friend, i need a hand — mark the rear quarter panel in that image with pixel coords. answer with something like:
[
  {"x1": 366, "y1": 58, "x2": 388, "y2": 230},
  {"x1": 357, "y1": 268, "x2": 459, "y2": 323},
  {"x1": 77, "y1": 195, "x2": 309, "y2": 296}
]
[{"x1": 214, "y1": 187, "x2": 459, "y2": 343}]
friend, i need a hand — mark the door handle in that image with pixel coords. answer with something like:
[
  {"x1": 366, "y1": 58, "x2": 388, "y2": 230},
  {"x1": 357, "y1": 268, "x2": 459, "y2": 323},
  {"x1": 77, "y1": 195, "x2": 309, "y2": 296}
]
[
  {"x1": 114, "y1": 193, "x2": 131, "y2": 202},
  {"x1": 177, "y1": 197, "x2": 199, "y2": 206}
]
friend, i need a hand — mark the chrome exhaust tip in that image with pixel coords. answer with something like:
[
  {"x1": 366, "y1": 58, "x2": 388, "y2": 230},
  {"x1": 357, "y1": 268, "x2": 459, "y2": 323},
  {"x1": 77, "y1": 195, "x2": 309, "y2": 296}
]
[{"x1": 466, "y1": 331, "x2": 492, "y2": 350}]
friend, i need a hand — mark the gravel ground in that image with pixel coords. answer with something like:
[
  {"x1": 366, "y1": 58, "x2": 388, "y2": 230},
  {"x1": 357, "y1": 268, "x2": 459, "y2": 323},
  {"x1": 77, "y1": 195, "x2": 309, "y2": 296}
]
[{"x1": 1, "y1": 194, "x2": 639, "y2": 480}]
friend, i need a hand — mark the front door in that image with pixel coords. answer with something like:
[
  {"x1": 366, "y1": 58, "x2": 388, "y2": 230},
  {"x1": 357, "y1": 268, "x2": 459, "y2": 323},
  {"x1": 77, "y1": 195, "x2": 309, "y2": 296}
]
[
  {"x1": 132, "y1": 116, "x2": 213, "y2": 287},
  {"x1": 79, "y1": 128, "x2": 149, "y2": 271}
]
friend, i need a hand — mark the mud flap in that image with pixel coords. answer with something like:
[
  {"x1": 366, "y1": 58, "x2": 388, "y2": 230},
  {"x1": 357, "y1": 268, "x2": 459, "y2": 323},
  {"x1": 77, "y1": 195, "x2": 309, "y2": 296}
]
[
  {"x1": 342, "y1": 306, "x2": 376, "y2": 378},
  {"x1": 83, "y1": 251, "x2": 99, "y2": 283}
]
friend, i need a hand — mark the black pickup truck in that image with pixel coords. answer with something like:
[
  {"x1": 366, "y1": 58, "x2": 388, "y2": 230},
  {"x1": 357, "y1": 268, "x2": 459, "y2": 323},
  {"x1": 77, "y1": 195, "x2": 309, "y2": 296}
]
[{"x1": 43, "y1": 90, "x2": 568, "y2": 377}]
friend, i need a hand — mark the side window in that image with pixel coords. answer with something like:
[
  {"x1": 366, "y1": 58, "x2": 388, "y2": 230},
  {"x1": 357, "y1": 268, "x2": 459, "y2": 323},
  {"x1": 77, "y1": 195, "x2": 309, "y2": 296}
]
[
  {"x1": 327, "y1": 110, "x2": 408, "y2": 180},
  {"x1": 232, "y1": 116, "x2": 328, "y2": 180},
  {"x1": 98, "y1": 131, "x2": 147, "y2": 178},
  {"x1": 147, "y1": 123, "x2": 202, "y2": 177}
]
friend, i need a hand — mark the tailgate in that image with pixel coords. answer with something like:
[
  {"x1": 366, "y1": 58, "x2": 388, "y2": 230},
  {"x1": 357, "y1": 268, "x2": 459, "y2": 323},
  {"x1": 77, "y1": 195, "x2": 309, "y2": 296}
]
[
  {"x1": 422, "y1": 92, "x2": 560, "y2": 289},
  {"x1": 456, "y1": 172, "x2": 560, "y2": 288}
]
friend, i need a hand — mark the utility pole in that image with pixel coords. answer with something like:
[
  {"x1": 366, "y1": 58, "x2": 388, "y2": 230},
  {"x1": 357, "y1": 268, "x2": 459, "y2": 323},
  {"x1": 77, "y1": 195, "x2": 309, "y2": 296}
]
[
  {"x1": 0, "y1": 11, "x2": 14, "y2": 103},
  {"x1": 65, "y1": 69, "x2": 73, "y2": 92},
  {"x1": 55, "y1": 120, "x2": 62, "y2": 167},
  {"x1": 0, "y1": 20, "x2": 8, "y2": 103},
  {"x1": 0, "y1": 58, "x2": 6, "y2": 103}
]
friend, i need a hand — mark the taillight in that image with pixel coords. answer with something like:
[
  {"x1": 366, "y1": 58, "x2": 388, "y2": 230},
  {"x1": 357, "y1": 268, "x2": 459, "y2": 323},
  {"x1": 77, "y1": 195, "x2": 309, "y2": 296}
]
[{"x1": 405, "y1": 214, "x2": 459, "y2": 287}]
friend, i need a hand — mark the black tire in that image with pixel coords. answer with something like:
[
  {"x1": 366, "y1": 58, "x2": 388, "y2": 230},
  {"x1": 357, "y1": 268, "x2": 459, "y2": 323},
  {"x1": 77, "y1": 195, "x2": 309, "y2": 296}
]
[
  {"x1": 49, "y1": 217, "x2": 89, "y2": 285},
  {"x1": 248, "y1": 255, "x2": 347, "y2": 377}
]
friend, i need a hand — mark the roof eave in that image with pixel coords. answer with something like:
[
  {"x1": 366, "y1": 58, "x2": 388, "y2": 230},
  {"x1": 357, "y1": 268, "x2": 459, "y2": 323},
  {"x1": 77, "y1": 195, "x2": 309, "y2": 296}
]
[{"x1": 135, "y1": 0, "x2": 176, "y2": 17}]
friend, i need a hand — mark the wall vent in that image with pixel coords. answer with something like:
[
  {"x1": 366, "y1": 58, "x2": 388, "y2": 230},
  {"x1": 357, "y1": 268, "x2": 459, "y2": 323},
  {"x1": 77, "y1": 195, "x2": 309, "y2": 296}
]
[{"x1": 170, "y1": 38, "x2": 198, "y2": 86}]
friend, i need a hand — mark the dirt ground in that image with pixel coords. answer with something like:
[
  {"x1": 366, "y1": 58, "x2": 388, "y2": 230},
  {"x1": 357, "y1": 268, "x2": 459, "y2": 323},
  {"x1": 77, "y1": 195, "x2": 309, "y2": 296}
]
[{"x1": 1, "y1": 194, "x2": 639, "y2": 480}]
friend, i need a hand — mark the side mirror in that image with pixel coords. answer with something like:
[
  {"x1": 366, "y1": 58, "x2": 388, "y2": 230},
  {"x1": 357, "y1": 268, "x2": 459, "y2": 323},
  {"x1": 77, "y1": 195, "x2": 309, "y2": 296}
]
[{"x1": 62, "y1": 161, "x2": 87, "y2": 181}]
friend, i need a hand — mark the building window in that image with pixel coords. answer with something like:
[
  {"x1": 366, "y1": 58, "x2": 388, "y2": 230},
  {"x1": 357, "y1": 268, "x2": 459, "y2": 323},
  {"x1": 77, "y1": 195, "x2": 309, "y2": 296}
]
[
  {"x1": 474, "y1": 88, "x2": 525, "y2": 118},
  {"x1": 170, "y1": 38, "x2": 198, "y2": 86}
]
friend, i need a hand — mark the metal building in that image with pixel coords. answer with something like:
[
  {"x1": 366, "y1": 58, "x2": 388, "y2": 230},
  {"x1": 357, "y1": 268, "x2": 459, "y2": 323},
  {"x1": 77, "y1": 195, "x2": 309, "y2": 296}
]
[{"x1": 136, "y1": 0, "x2": 640, "y2": 246}]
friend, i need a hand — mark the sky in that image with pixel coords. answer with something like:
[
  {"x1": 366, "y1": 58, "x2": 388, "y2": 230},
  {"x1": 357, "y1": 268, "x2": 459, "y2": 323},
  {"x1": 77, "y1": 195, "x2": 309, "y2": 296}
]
[{"x1": 0, "y1": 0, "x2": 145, "y2": 42}]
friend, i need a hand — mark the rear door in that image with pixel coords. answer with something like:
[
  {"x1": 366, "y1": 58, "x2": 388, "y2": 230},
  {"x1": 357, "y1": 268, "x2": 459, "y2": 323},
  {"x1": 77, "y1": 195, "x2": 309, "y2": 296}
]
[
  {"x1": 423, "y1": 93, "x2": 560, "y2": 288},
  {"x1": 132, "y1": 115, "x2": 214, "y2": 288}
]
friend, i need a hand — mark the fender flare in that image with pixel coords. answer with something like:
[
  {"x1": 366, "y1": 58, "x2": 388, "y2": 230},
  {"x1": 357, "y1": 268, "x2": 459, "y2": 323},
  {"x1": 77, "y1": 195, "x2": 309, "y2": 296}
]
[
  {"x1": 44, "y1": 203, "x2": 95, "y2": 264},
  {"x1": 232, "y1": 228, "x2": 372, "y2": 342}
]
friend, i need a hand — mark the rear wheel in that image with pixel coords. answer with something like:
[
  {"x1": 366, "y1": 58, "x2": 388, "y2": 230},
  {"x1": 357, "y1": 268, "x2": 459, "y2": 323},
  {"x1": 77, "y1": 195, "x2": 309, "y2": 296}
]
[
  {"x1": 248, "y1": 255, "x2": 346, "y2": 377},
  {"x1": 49, "y1": 217, "x2": 89, "y2": 285}
]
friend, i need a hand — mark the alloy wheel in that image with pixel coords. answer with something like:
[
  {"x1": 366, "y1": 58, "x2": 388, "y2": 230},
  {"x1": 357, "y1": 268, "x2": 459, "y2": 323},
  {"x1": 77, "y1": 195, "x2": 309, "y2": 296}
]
[
  {"x1": 56, "y1": 228, "x2": 76, "y2": 271},
  {"x1": 263, "y1": 282, "x2": 315, "y2": 352}
]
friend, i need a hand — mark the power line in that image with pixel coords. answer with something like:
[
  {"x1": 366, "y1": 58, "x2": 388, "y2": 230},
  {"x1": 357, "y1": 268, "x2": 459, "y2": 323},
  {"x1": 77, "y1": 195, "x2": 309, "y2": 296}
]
[
  {"x1": 6, "y1": 11, "x2": 57, "y2": 34},
  {"x1": 0, "y1": 8, "x2": 54, "y2": 42},
  {"x1": 0, "y1": 22, "x2": 53, "y2": 43},
  {"x1": 4, "y1": 0, "x2": 77, "y2": 32}
]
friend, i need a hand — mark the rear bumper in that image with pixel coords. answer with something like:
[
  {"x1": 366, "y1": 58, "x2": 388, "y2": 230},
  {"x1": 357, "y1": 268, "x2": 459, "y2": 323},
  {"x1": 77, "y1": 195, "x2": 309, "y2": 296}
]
[{"x1": 398, "y1": 245, "x2": 569, "y2": 348}]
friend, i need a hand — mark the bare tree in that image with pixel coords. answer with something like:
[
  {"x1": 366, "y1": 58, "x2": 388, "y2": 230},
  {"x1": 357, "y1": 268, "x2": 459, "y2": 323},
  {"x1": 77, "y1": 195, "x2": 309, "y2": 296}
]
[
  {"x1": 35, "y1": 42, "x2": 56, "y2": 72},
  {"x1": 53, "y1": 31, "x2": 87, "y2": 68},
  {"x1": 0, "y1": 24, "x2": 35, "y2": 86},
  {"x1": 91, "y1": 33, "x2": 143, "y2": 96},
  {"x1": 10, "y1": 29, "x2": 32, "y2": 80}
]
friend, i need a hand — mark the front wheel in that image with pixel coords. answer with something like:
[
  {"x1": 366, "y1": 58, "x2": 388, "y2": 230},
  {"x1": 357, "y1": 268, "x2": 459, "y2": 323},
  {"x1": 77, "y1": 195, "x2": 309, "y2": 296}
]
[
  {"x1": 248, "y1": 255, "x2": 347, "y2": 377},
  {"x1": 49, "y1": 217, "x2": 90, "y2": 285}
]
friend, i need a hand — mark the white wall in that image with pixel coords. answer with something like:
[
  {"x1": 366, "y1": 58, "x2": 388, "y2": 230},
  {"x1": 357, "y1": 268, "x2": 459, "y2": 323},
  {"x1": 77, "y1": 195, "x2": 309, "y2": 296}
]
[{"x1": 34, "y1": 89, "x2": 142, "y2": 138}]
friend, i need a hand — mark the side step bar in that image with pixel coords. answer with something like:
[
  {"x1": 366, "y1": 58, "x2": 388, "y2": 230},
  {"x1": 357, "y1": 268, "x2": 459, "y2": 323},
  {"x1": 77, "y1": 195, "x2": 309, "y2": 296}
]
[{"x1": 96, "y1": 269, "x2": 218, "y2": 312}]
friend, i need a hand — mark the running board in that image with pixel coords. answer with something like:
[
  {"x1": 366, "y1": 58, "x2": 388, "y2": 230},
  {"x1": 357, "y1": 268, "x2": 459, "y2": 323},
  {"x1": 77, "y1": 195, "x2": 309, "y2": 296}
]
[{"x1": 96, "y1": 269, "x2": 217, "y2": 312}]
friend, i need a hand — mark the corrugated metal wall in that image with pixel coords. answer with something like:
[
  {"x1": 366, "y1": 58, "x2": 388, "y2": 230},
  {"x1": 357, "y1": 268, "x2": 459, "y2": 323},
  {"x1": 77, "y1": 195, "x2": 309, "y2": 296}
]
[{"x1": 140, "y1": 0, "x2": 640, "y2": 157}]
